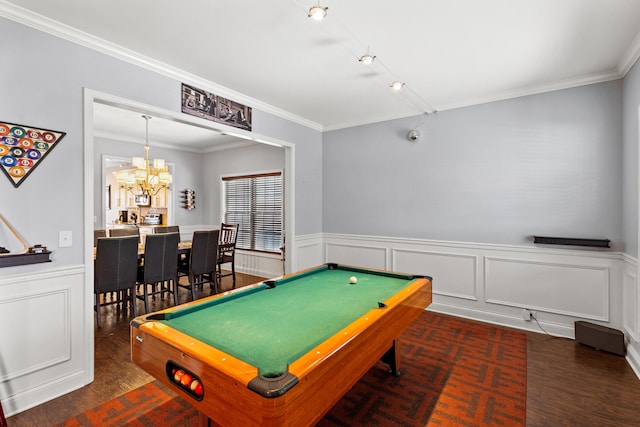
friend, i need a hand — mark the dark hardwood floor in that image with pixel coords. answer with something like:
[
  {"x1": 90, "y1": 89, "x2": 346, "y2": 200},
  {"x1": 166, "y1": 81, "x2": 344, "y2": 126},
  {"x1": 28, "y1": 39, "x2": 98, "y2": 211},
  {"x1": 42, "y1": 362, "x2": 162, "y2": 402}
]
[{"x1": 7, "y1": 273, "x2": 640, "y2": 426}]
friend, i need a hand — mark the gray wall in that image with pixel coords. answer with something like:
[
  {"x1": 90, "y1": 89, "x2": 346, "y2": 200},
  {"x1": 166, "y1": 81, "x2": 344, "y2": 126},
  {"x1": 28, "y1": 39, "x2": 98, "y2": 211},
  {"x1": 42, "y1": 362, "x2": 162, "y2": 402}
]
[
  {"x1": 254, "y1": 111, "x2": 323, "y2": 236},
  {"x1": 0, "y1": 16, "x2": 322, "y2": 274},
  {"x1": 623, "y1": 60, "x2": 640, "y2": 257},
  {"x1": 323, "y1": 81, "x2": 623, "y2": 250},
  {"x1": 203, "y1": 143, "x2": 285, "y2": 225}
]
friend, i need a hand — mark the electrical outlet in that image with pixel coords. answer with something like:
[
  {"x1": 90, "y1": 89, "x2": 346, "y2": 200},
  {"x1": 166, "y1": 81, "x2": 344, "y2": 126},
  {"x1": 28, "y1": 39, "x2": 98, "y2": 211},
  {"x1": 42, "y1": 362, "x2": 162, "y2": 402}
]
[{"x1": 522, "y1": 309, "x2": 532, "y2": 321}]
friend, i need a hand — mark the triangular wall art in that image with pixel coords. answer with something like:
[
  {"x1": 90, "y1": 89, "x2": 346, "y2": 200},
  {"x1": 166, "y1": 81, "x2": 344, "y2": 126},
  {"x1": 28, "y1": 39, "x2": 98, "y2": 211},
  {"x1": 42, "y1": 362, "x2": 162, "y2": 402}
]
[{"x1": 0, "y1": 120, "x2": 65, "y2": 188}]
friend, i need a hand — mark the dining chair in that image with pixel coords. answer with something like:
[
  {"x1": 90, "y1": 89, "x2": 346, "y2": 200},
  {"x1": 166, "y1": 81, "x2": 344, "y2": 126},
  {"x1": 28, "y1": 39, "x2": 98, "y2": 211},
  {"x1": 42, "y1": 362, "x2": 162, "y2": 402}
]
[
  {"x1": 155, "y1": 225, "x2": 180, "y2": 238},
  {"x1": 217, "y1": 223, "x2": 239, "y2": 289},
  {"x1": 177, "y1": 230, "x2": 220, "y2": 300},
  {"x1": 109, "y1": 227, "x2": 140, "y2": 243},
  {"x1": 94, "y1": 236, "x2": 139, "y2": 328},
  {"x1": 93, "y1": 229, "x2": 107, "y2": 246},
  {"x1": 136, "y1": 232, "x2": 180, "y2": 313}
]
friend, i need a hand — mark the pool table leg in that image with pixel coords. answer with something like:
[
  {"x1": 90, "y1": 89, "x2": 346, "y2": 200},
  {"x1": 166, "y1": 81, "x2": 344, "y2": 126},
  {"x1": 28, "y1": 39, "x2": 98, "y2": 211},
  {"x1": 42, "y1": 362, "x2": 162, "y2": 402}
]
[
  {"x1": 199, "y1": 411, "x2": 222, "y2": 427},
  {"x1": 381, "y1": 339, "x2": 401, "y2": 377}
]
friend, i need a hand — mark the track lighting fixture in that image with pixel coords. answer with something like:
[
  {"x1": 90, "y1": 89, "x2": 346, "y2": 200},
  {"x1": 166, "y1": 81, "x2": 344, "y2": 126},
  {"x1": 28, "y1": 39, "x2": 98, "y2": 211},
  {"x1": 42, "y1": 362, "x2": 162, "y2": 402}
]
[
  {"x1": 300, "y1": 3, "x2": 433, "y2": 111},
  {"x1": 308, "y1": 4, "x2": 328, "y2": 20},
  {"x1": 390, "y1": 81, "x2": 405, "y2": 91},
  {"x1": 358, "y1": 53, "x2": 375, "y2": 65}
]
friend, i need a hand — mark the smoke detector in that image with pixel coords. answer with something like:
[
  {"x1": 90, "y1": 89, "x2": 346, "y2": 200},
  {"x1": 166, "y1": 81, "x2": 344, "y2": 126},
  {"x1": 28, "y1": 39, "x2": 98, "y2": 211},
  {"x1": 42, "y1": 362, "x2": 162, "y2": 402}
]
[{"x1": 407, "y1": 130, "x2": 421, "y2": 142}]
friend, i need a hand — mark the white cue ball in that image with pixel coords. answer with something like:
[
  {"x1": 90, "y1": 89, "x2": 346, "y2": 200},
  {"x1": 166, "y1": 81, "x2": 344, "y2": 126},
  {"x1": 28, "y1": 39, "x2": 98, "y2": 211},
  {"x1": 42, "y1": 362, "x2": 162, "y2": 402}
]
[{"x1": 349, "y1": 276, "x2": 357, "y2": 284}]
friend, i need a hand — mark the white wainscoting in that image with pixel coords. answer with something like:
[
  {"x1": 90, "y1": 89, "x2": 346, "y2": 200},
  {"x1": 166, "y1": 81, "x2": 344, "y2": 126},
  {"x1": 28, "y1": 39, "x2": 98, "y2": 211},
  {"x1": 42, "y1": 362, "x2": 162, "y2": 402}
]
[
  {"x1": 622, "y1": 254, "x2": 640, "y2": 378},
  {"x1": 2, "y1": 232, "x2": 638, "y2": 418},
  {"x1": 322, "y1": 233, "x2": 625, "y2": 339},
  {"x1": 0, "y1": 266, "x2": 86, "y2": 417},
  {"x1": 294, "y1": 233, "x2": 323, "y2": 271},
  {"x1": 234, "y1": 250, "x2": 283, "y2": 279}
]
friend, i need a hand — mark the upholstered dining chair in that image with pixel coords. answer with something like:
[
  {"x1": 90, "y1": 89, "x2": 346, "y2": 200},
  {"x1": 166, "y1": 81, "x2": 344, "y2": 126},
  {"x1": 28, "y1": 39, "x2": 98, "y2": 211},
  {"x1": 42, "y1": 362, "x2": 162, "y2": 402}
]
[
  {"x1": 109, "y1": 227, "x2": 140, "y2": 243},
  {"x1": 217, "y1": 223, "x2": 239, "y2": 289},
  {"x1": 177, "y1": 230, "x2": 220, "y2": 300},
  {"x1": 155, "y1": 225, "x2": 180, "y2": 242},
  {"x1": 94, "y1": 236, "x2": 139, "y2": 328},
  {"x1": 136, "y1": 232, "x2": 180, "y2": 313}
]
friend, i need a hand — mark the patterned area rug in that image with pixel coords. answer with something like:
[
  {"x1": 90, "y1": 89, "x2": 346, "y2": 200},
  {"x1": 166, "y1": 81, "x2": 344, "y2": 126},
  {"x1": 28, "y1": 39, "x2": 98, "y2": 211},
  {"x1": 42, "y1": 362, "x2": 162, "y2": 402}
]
[
  {"x1": 57, "y1": 312, "x2": 526, "y2": 427},
  {"x1": 320, "y1": 312, "x2": 527, "y2": 426}
]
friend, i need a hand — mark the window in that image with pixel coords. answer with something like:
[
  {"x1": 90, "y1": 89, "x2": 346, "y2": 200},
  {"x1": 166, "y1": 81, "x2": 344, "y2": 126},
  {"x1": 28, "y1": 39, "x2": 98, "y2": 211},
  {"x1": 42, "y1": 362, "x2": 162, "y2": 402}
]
[{"x1": 222, "y1": 172, "x2": 283, "y2": 253}]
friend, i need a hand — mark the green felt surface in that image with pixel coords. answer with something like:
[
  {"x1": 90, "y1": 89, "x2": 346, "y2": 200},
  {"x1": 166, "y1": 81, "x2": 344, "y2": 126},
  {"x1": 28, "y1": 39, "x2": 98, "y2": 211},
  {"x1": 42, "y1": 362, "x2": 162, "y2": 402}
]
[{"x1": 161, "y1": 265, "x2": 416, "y2": 377}]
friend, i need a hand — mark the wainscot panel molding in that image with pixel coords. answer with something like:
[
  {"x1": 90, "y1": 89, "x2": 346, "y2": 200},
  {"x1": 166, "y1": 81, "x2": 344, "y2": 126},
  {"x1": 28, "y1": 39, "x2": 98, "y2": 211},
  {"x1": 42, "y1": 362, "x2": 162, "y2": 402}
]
[
  {"x1": 294, "y1": 233, "x2": 323, "y2": 271},
  {"x1": 622, "y1": 254, "x2": 640, "y2": 377},
  {"x1": 0, "y1": 266, "x2": 86, "y2": 417},
  {"x1": 324, "y1": 242, "x2": 388, "y2": 270},
  {"x1": 485, "y1": 256, "x2": 610, "y2": 321},
  {"x1": 623, "y1": 269, "x2": 638, "y2": 341},
  {"x1": 322, "y1": 233, "x2": 623, "y2": 340},
  {"x1": 392, "y1": 248, "x2": 478, "y2": 301}
]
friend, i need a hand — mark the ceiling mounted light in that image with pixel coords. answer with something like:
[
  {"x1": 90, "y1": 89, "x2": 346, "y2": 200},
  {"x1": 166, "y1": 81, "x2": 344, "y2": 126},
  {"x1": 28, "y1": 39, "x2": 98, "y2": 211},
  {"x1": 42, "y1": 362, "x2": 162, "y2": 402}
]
[
  {"x1": 390, "y1": 81, "x2": 405, "y2": 91},
  {"x1": 358, "y1": 53, "x2": 376, "y2": 65},
  {"x1": 308, "y1": 4, "x2": 328, "y2": 20}
]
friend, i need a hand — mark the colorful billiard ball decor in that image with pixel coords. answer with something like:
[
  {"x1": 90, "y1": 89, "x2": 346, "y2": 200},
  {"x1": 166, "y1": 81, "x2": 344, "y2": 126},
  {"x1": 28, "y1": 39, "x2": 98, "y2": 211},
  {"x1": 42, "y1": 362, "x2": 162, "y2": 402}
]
[{"x1": 0, "y1": 120, "x2": 66, "y2": 188}]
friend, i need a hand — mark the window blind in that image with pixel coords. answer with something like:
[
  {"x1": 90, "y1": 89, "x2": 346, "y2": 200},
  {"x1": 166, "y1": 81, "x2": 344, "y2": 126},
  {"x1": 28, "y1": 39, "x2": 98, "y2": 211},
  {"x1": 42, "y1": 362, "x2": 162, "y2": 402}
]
[{"x1": 222, "y1": 172, "x2": 283, "y2": 253}]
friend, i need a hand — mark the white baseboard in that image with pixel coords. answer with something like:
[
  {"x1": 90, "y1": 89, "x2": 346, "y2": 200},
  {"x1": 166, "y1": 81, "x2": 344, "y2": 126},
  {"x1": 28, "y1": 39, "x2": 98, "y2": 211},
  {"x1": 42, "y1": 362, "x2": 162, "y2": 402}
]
[
  {"x1": 627, "y1": 345, "x2": 640, "y2": 379},
  {"x1": 1, "y1": 370, "x2": 86, "y2": 417},
  {"x1": 428, "y1": 302, "x2": 575, "y2": 338}
]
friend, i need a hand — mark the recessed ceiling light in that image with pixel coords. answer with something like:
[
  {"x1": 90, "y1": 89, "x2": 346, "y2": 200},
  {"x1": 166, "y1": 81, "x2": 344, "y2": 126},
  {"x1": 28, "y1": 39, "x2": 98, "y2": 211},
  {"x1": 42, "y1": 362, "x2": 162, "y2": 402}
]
[{"x1": 308, "y1": 5, "x2": 328, "y2": 20}]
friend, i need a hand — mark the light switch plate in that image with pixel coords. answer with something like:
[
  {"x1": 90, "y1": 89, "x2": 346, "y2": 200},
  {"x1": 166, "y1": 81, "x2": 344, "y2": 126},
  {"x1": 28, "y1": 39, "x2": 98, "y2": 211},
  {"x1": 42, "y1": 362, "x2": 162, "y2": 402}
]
[{"x1": 59, "y1": 230, "x2": 72, "y2": 247}]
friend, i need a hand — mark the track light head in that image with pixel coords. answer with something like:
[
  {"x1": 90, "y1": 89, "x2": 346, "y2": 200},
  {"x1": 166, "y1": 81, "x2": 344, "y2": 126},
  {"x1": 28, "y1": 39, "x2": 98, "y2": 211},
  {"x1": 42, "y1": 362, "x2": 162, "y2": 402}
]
[{"x1": 308, "y1": 5, "x2": 328, "y2": 20}]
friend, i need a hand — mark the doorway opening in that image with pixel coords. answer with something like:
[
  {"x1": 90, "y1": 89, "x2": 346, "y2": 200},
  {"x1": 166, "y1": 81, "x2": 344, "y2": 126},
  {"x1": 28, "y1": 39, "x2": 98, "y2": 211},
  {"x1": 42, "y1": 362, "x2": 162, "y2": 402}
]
[{"x1": 83, "y1": 88, "x2": 296, "y2": 383}]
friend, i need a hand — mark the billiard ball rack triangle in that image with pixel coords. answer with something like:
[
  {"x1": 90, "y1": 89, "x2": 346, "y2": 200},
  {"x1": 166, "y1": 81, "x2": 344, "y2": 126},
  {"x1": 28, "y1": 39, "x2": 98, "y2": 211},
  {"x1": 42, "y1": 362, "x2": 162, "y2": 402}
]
[{"x1": 0, "y1": 120, "x2": 66, "y2": 188}]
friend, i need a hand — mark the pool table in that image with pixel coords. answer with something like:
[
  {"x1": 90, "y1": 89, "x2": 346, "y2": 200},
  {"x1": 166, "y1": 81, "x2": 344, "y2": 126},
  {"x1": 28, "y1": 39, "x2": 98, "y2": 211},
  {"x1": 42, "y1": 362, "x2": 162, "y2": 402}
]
[{"x1": 131, "y1": 263, "x2": 432, "y2": 426}]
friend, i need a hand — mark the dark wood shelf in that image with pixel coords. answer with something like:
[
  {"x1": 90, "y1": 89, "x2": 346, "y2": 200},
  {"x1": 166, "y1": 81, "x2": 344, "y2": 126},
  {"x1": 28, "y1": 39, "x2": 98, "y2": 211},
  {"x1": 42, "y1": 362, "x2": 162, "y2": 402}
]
[
  {"x1": 0, "y1": 251, "x2": 52, "y2": 268},
  {"x1": 533, "y1": 236, "x2": 610, "y2": 248}
]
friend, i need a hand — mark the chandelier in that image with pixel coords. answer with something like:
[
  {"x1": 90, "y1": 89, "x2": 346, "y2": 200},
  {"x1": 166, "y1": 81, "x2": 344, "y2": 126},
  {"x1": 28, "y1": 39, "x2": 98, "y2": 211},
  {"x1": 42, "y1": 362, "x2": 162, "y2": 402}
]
[{"x1": 115, "y1": 115, "x2": 172, "y2": 206}]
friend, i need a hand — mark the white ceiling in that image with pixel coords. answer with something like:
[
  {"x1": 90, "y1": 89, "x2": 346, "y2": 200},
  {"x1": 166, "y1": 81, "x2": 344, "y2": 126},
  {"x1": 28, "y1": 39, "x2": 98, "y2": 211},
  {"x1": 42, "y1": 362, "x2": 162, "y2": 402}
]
[
  {"x1": 2, "y1": 0, "x2": 640, "y2": 136},
  {"x1": 93, "y1": 102, "x2": 249, "y2": 152}
]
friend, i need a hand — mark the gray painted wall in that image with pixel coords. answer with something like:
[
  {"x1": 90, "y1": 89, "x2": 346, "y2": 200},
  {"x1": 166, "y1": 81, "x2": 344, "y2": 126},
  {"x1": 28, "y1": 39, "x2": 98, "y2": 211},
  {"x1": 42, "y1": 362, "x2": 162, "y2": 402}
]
[
  {"x1": 0, "y1": 17, "x2": 322, "y2": 274},
  {"x1": 253, "y1": 111, "x2": 323, "y2": 236},
  {"x1": 623, "y1": 60, "x2": 640, "y2": 257},
  {"x1": 203, "y1": 143, "x2": 285, "y2": 225},
  {"x1": 323, "y1": 81, "x2": 623, "y2": 250}
]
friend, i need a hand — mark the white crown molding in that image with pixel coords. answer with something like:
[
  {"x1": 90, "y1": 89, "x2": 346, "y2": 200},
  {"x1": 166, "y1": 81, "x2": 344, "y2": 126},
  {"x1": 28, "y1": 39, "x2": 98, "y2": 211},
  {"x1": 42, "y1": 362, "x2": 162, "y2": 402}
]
[
  {"x1": 618, "y1": 30, "x2": 640, "y2": 76},
  {"x1": 323, "y1": 109, "x2": 426, "y2": 132},
  {"x1": 430, "y1": 70, "x2": 622, "y2": 114},
  {"x1": 0, "y1": 1, "x2": 324, "y2": 132},
  {"x1": 325, "y1": 69, "x2": 622, "y2": 131}
]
